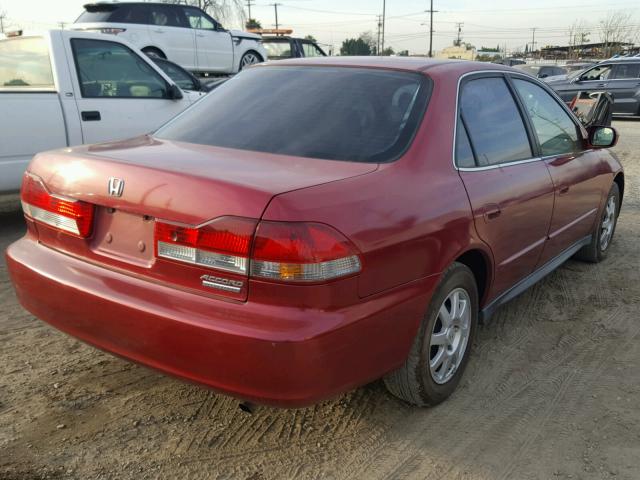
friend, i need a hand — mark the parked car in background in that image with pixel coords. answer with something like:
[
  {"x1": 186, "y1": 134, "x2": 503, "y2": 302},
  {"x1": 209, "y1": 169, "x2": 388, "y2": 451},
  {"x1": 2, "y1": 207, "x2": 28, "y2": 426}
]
[
  {"x1": 545, "y1": 58, "x2": 640, "y2": 116},
  {"x1": 261, "y1": 36, "x2": 326, "y2": 60},
  {"x1": 0, "y1": 30, "x2": 201, "y2": 193},
  {"x1": 72, "y1": 2, "x2": 267, "y2": 74},
  {"x1": 513, "y1": 64, "x2": 567, "y2": 79},
  {"x1": 7, "y1": 58, "x2": 623, "y2": 408}
]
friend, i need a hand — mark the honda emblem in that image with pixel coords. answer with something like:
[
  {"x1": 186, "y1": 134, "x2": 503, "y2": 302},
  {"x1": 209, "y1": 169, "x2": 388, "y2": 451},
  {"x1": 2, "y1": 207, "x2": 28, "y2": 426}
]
[{"x1": 107, "y1": 177, "x2": 125, "y2": 197}]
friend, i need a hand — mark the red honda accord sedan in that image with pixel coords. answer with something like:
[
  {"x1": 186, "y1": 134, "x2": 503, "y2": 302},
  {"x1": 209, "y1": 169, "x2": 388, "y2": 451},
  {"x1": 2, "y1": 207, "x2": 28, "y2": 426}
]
[{"x1": 7, "y1": 58, "x2": 623, "y2": 407}]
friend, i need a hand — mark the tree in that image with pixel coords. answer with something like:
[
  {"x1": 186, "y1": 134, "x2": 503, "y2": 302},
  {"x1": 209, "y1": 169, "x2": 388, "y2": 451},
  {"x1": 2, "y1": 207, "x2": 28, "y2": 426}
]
[
  {"x1": 568, "y1": 20, "x2": 590, "y2": 58},
  {"x1": 340, "y1": 32, "x2": 376, "y2": 56},
  {"x1": 304, "y1": 35, "x2": 317, "y2": 43},
  {"x1": 177, "y1": 0, "x2": 245, "y2": 27},
  {"x1": 380, "y1": 46, "x2": 395, "y2": 56},
  {"x1": 599, "y1": 11, "x2": 634, "y2": 57},
  {"x1": 245, "y1": 18, "x2": 261, "y2": 30}
]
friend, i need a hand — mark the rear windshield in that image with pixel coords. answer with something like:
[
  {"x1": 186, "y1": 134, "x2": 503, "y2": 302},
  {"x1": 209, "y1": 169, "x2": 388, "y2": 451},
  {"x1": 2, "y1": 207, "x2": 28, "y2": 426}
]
[
  {"x1": 156, "y1": 66, "x2": 430, "y2": 163},
  {"x1": 76, "y1": 5, "x2": 119, "y2": 23},
  {"x1": 0, "y1": 37, "x2": 54, "y2": 89}
]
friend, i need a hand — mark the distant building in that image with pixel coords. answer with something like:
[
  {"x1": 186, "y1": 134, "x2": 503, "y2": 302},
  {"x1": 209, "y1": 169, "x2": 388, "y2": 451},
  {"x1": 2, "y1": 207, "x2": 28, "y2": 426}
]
[{"x1": 437, "y1": 43, "x2": 476, "y2": 61}]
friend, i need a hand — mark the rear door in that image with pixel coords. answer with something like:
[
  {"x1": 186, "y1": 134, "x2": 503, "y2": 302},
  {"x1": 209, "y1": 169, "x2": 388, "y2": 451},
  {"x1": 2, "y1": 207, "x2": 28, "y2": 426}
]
[
  {"x1": 510, "y1": 76, "x2": 607, "y2": 264},
  {"x1": 146, "y1": 4, "x2": 196, "y2": 70},
  {"x1": 64, "y1": 35, "x2": 191, "y2": 144},
  {"x1": 456, "y1": 74, "x2": 555, "y2": 298},
  {"x1": 606, "y1": 62, "x2": 640, "y2": 115},
  {"x1": 181, "y1": 6, "x2": 233, "y2": 73}
]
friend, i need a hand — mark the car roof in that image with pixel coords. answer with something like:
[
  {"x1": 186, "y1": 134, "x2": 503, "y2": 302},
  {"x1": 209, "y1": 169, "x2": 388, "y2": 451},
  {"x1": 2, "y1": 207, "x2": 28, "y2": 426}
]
[
  {"x1": 84, "y1": 2, "x2": 183, "y2": 7},
  {"x1": 262, "y1": 56, "x2": 513, "y2": 74}
]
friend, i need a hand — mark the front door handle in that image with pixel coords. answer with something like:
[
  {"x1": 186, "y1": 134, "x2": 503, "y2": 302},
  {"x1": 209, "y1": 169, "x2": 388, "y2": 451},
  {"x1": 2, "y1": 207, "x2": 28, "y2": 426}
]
[
  {"x1": 482, "y1": 204, "x2": 502, "y2": 222},
  {"x1": 558, "y1": 185, "x2": 570, "y2": 195},
  {"x1": 596, "y1": 83, "x2": 607, "y2": 88},
  {"x1": 81, "y1": 111, "x2": 101, "y2": 121}
]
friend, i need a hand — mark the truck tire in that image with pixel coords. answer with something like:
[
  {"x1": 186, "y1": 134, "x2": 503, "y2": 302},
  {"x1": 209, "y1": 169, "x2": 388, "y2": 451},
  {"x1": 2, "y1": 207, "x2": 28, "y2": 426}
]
[
  {"x1": 142, "y1": 47, "x2": 166, "y2": 59},
  {"x1": 383, "y1": 262, "x2": 478, "y2": 406},
  {"x1": 239, "y1": 51, "x2": 263, "y2": 71},
  {"x1": 575, "y1": 182, "x2": 620, "y2": 263}
]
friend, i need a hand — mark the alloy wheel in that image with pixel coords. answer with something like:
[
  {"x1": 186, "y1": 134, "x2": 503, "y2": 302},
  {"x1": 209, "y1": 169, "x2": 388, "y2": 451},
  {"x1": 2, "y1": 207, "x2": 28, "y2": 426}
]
[
  {"x1": 429, "y1": 288, "x2": 472, "y2": 384},
  {"x1": 240, "y1": 53, "x2": 260, "y2": 69},
  {"x1": 600, "y1": 195, "x2": 616, "y2": 251}
]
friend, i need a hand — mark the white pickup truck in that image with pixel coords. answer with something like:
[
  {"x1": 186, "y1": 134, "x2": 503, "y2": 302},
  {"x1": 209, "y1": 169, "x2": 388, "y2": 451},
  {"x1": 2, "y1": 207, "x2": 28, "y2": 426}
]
[{"x1": 0, "y1": 29, "x2": 205, "y2": 193}]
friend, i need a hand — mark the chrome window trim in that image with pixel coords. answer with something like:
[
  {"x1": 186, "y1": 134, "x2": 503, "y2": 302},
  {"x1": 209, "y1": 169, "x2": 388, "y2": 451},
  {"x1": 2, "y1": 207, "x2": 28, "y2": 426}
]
[{"x1": 452, "y1": 70, "x2": 542, "y2": 171}]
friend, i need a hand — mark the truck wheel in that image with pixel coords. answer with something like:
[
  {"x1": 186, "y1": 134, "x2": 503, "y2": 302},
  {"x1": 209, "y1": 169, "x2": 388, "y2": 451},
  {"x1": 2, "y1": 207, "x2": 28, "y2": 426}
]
[
  {"x1": 575, "y1": 182, "x2": 620, "y2": 263},
  {"x1": 142, "y1": 47, "x2": 166, "y2": 59},
  {"x1": 239, "y1": 51, "x2": 262, "y2": 70},
  {"x1": 383, "y1": 262, "x2": 478, "y2": 406}
]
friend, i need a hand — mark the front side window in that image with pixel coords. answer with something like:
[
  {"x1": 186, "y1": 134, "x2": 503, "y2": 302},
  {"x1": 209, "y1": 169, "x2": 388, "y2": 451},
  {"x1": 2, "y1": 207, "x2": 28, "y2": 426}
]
[
  {"x1": 302, "y1": 42, "x2": 325, "y2": 57},
  {"x1": 72, "y1": 39, "x2": 168, "y2": 98},
  {"x1": 154, "y1": 59, "x2": 197, "y2": 91},
  {"x1": 183, "y1": 7, "x2": 216, "y2": 30},
  {"x1": 459, "y1": 77, "x2": 532, "y2": 166},
  {"x1": 611, "y1": 63, "x2": 640, "y2": 79},
  {"x1": 580, "y1": 65, "x2": 612, "y2": 81},
  {"x1": 156, "y1": 67, "x2": 431, "y2": 163},
  {"x1": 0, "y1": 37, "x2": 54, "y2": 89},
  {"x1": 513, "y1": 79, "x2": 580, "y2": 157}
]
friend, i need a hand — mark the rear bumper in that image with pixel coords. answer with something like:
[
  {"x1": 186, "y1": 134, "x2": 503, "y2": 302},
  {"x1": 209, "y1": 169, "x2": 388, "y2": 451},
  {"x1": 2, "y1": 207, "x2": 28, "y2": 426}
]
[{"x1": 6, "y1": 237, "x2": 437, "y2": 407}]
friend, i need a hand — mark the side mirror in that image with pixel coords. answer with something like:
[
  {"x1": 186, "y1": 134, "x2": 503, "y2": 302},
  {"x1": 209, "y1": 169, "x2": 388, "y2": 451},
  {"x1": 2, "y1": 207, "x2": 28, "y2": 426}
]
[
  {"x1": 167, "y1": 84, "x2": 183, "y2": 100},
  {"x1": 540, "y1": 73, "x2": 548, "y2": 79},
  {"x1": 588, "y1": 126, "x2": 618, "y2": 148}
]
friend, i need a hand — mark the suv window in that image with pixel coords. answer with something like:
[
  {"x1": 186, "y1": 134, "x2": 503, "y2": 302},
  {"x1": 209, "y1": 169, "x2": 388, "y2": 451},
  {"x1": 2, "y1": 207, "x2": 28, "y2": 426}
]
[
  {"x1": 513, "y1": 79, "x2": 580, "y2": 157},
  {"x1": 147, "y1": 5, "x2": 184, "y2": 28},
  {"x1": 108, "y1": 4, "x2": 149, "y2": 24},
  {"x1": 302, "y1": 42, "x2": 325, "y2": 57},
  {"x1": 0, "y1": 37, "x2": 55, "y2": 90},
  {"x1": 156, "y1": 67, "x2": 431, "y2": 163},
  {"x1": 459, "y1": 77, "x2": 532, "y2": 166},
  {"x1": 182, "y1": 7, "x2": 216, "y2": 30},
  {"x1": 71, "y1": 38, "x2": 168, "y2": 98},
  {"x1": 580, "y1": 65, "x2": 612, "y2": 81},
  {"x1": 263, "y1": 40, "x2": 293, "y2": 59},
  {"x1": 611, "y1": 63, "x2": 640, "y2": 79}
]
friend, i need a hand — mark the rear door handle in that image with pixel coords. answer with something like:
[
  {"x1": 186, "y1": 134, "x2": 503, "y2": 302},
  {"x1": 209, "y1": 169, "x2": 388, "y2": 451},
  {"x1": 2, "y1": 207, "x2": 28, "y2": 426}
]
[
  {"x1": 596, "y1": 83, "x2": 607, "y2": 88},
  {"x1": 482, "y1": 204, "x2": 502, "y2": 222},
  {"x1": 558, "y1": 185, "x2": 570, "y2": 195},
  {"x1": 152, "y1": 29, "x2": 165, "y2": 33},
  {"x1": 81, "y1": 111, "x2": 101, "y2": 121}
]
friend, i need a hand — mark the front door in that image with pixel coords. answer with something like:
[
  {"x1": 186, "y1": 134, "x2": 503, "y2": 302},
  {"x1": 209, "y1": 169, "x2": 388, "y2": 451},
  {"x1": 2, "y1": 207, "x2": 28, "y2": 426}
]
[
  {"x1": 181, "y1": 6, "x2": 233, "y2": 73},
  {"x1": 606, "y1": 63, "x2": 640, "y2": 115},
  {"x1": 456, "y1": 75, "x2": 555, "y2": 298},
  {"x1": 510, "y1": 76, "x2": 609, "y2": 264},
  {"x1": 66, "y1": 36, "x2": 191, "y2": 144}
]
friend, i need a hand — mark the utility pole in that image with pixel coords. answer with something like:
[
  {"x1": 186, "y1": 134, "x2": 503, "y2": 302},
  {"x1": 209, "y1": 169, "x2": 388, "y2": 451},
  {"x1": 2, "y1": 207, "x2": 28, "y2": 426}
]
[
  {"x1": 0, "y1": 12, "x2": 6, "y2": 34},
  {"x1": 58, "y1": 21, "x2": 66, "y2": 30},
  {"x1": 381, "y1": 0, "x2": 386, "y2": 53},
  {"x1": 376, "y1": 15, "x2": 383, "y2": 54},
  {"x1": 530, "y1": 27, "x2": 537, "y2": 58},
  {"x1": 455, "y1": 22, "x2": 463, "y2": 46},
  {"x1": 426, "y1": 0, "x2": 438, "y2": 57},
  {"x1": 270, "y1": 3, "x2": 282, "y2": 30},
  {"x1": 245, "y1": 0, "x2": 255, "y2": 21}
]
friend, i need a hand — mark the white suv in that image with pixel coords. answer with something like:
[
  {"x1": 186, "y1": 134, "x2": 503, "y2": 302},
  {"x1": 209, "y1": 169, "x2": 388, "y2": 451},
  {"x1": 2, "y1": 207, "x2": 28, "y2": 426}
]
[{"x1": 72, "y1": 2, "x2": 267, "y2": 74}]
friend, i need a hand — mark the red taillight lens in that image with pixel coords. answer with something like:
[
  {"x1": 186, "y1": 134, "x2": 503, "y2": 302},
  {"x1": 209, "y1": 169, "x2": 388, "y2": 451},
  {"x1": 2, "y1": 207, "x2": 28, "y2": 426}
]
[
  {"x1": 21, "y1": 173, "x2": 94, "y2": 238},
  {"x1": 251, "y1": 222, "x2": 361, "y2": 282},
  {"x1": 154, "y1": 217, "x2": 257, "y2": 274}
]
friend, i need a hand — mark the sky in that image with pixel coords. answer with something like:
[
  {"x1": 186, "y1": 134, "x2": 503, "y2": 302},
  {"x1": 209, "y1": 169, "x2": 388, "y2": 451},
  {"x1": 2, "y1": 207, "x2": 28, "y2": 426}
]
[{"x1": 1, "y1": 0, "x2": 638, "y2": 55}]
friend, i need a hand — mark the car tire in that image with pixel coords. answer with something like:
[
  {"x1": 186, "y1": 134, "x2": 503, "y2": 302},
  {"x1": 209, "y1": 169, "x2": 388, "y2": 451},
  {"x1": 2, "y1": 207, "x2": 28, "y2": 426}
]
[
  {"x1": 383, "y1": 262, "x2": 478, "y2": 406},
  {"x1": 239, "y1": 51, "x2": 262, "y2": 70},
  {"x1": 575, "y1": 182, "x2": 620, "y2": 263},
  {"x1": 142, "y1": 47, "x2": 166, "y2": 59}
]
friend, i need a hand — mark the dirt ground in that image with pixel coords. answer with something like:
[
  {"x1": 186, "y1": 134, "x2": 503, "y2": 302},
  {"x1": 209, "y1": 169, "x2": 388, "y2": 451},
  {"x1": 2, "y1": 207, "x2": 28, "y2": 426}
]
[{"x1": 1, "y1": 120, "x2": 639, "y2": 480}]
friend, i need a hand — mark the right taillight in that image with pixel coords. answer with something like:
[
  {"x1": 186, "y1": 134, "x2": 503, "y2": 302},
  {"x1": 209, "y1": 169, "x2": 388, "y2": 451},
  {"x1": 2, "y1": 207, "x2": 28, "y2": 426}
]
[
  {"x1": 154, "y1": 219, "x2": 361, "y2": 283},
  {"x1": 251, "y1": 221, "x2": 362, "y2": 282}
]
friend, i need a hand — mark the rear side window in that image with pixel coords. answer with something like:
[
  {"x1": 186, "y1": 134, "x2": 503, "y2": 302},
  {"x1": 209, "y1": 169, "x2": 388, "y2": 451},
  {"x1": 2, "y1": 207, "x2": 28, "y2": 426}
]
[
  {"x1": 611, "y1": 63, "x2": 640, "y2": 79},
  {"x1": 157, "y1": 67, "x2": 431, "y2": 163},
  {"x1": 71, "y1": 38, "x2": 168, "y2": 98},
  {"x1": 459, "y1": 77, "x2": 532, "y2": 166},
  {"x1": 263, "y1": 41, "x2": 293, "y2": 59},
  {"x1": 513, "y1": 79, "x2": 579, "y2": 157},
  {"x1": 77, "y1": 5, "x2": 149, "y2": 24},
  {"x1": 302, "y1": 42, "x2": 325, "y2": 57},
  {"x1": 455, "y1": 116, "x2": 476, "y2": 168},
  {"x1": 0, "y1": 37, "x2": 54, "y2": 90}
]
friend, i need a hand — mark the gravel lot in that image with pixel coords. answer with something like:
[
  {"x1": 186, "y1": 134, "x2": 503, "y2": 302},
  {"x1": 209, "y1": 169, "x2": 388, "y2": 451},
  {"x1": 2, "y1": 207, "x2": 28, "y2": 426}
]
[{"x1": 1, "y1": 120, "x2": 639, "y2": 480}]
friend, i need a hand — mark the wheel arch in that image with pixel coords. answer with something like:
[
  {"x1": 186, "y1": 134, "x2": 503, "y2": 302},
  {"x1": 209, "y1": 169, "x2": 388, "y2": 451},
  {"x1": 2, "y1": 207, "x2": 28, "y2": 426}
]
[
  {"x1": 613, "y1": 172, "x2": 624, "y2": 210},
  {"x1": 454, "y1": 248, "x2": 493, "y2": 307}
]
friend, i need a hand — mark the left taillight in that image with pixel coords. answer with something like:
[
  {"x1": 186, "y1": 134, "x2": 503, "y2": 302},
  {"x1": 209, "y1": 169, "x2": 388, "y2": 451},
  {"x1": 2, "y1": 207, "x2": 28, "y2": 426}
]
[{"x1": 21, "y1": 173, "x2": 95, "y2": 238}]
